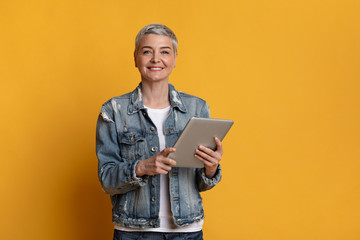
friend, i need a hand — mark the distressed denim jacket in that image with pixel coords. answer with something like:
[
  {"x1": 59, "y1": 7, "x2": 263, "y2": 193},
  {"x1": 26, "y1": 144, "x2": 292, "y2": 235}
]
[{"x1": 96, "y1": 83, "x2": 222, "y2": 228}]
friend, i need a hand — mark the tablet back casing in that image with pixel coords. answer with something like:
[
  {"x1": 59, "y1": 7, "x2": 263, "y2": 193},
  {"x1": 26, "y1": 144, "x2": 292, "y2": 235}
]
[{"x1": 168, "y1": 117, "x2": 234, "y2": 168}]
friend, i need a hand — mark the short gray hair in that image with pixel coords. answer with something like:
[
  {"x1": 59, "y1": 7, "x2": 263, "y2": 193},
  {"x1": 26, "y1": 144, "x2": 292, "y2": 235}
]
[{"x1": 135, "y1": 23, "x2": 178, "y2": 55}]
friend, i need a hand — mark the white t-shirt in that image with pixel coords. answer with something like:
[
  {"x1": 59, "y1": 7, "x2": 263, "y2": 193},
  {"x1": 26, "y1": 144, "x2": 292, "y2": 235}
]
[{"x1": 115, "y1": 106, "x2": 203, "y2": 232}]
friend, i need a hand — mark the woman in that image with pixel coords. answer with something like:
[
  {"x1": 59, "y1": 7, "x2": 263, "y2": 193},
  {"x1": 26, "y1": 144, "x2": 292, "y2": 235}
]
[{"x1": 96, "y1": 23, "x2": 223, "y2": 240}]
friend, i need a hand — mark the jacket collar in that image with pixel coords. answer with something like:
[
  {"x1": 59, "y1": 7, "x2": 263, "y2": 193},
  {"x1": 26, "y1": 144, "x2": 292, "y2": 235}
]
[{"x1": 127, "y1": 82, "x2": 187, "y2": 114}]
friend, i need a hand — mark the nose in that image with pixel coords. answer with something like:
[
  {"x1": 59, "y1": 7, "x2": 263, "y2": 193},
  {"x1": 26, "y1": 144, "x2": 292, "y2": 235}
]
[{"x1": 151, "y1": 52, "x2": 160, "y2": 63}]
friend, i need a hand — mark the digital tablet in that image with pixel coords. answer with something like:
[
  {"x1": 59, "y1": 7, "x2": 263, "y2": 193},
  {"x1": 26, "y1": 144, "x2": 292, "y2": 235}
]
[{"x1": 168, "y1": 117, "x2": 234, "y2": 168}]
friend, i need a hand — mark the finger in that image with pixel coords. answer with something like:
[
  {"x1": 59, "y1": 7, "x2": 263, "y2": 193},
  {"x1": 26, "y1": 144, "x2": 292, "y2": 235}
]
[
  {"x1": 154, "y1": 159, "x2": 172, "y2": 172},
  {"x1": 198, "y1": 145, "x2": 218, "y2": 159},
  {"x1": 164, "y1": 157, "x2": 177, "y2": 166},
  {"x1": 154, "y1": 168, "x2": 170, "y2": 175},
  {"x1": 195, "y1": 152, "x2": 218, "y2": 167},
  {"x1": 195, "y1": 149, "x2": 217, "y2": 164},
  {"x1": 160, "y1": 147, "x2": 176, "y2": 156},
  {"x1": 161, "y1": 148, "x2": 177, "y2": 166},
  {"x1": 155, "y1": 154, "x2": 177, "y2": 167},
  {"x1": 214, "y1": 137, "x2": 223, "y2": 155},
  {"x1": 159, "y1": 162, "x2": 172, "y2": 172}
]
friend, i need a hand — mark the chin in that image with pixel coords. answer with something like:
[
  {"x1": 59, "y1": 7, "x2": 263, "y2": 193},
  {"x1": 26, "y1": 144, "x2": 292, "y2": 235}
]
[{"x1": 142, "y1": 76, "x2": 169, "y2": 83}]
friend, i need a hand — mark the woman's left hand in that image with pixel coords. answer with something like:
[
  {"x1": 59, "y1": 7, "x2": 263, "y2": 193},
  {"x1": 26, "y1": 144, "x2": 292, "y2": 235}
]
[{"x1": 195, "y1": 137, "x2": 223, "y2": 178}]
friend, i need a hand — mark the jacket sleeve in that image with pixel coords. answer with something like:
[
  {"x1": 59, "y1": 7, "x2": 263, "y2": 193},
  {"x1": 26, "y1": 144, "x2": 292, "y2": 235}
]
[
  {"x1": 195, "y1": 101, "x2": 222, "y2": 192},
  {"x1": 96, "y1": 104, "x2": 148, "y2": 195},
  {"x1": 196, "y1": 165, "x2": 222, "y2": 192}
]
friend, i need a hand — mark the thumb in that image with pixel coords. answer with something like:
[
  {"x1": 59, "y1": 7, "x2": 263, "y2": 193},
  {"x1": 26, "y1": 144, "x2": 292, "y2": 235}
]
[
  {"x1": 215, "y1": 137, "x2": 223, "y2": 155},
  {"x1": 161, "y1": 147, "x2": 176, "y2": 156}
]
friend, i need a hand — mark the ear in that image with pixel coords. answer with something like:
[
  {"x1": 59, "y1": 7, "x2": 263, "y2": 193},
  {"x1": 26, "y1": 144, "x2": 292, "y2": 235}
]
[
  {"x1": 174, "y1": 54, "x2": 177, "y2": 68},
  {"x1": 134, "y1": 51, "x2": 137, "y2": 68}
]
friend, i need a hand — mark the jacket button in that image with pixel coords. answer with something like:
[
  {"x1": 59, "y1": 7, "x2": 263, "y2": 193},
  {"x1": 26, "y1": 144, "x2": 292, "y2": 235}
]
[
  {"x1": 151, "y1": 147, "x2": 158, "y2": 152},
  {"x1": 151, "y1": 197, "x2": 156, "y2": 202},
  {"x1": 150, "y1": 221, "x2": 155, "y2": 226},
  {"x1": 150, "y1": 126, "x2": 155, "y2": 131}
]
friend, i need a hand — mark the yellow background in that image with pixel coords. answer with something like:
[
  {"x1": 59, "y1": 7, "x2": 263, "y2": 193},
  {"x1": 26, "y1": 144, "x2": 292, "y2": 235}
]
[{"x1": 1, "y1": 0, "x2": 359, "y2": 239}]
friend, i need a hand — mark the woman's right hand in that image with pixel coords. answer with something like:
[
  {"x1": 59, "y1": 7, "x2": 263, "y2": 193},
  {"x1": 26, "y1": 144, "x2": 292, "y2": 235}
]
[{"x1": 136, "y1": 148, "x2": 177, "y2": 176}]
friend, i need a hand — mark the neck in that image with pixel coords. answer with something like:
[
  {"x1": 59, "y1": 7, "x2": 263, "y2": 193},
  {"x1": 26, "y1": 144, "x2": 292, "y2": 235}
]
[{"x1": 141, "y1": 80, "x2": 170, "y2": 109}]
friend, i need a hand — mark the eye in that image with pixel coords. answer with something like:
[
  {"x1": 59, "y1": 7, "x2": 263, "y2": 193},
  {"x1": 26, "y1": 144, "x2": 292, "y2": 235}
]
[
  {"x1": 143, "y1": 50, "x2": 152, "y2": 54},
  {"x1": 161, "y1": 51, "x2": 170, "y2": 54}
]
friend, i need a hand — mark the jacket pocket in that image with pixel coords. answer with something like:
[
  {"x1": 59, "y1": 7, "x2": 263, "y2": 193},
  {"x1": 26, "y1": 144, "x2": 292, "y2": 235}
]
[{"x1": 118, "y1": 131, "x2": 145, "y2": 161}]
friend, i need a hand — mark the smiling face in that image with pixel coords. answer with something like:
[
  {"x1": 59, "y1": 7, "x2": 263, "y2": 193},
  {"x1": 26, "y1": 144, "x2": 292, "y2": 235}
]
[{"x1": 134, "y1": 34, "x2": 177, "y2": 83}]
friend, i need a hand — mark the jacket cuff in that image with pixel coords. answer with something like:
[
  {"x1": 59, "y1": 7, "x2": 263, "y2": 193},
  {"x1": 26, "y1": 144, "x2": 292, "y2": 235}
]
[
  {"x1": 128, "y1": 160, "x2": 148, "y2": 186},
  {"x1": 201, "y1": 164, "x2": 222, "y2": 187}
]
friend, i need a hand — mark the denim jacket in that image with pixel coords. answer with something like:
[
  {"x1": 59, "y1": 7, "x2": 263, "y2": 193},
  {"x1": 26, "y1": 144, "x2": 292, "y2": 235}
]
[{"x1": 96, "y1": 83, "x2": 222, "y2": 228}]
